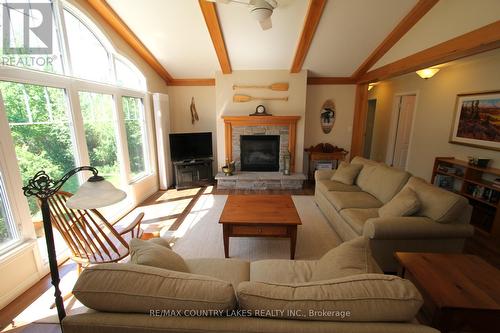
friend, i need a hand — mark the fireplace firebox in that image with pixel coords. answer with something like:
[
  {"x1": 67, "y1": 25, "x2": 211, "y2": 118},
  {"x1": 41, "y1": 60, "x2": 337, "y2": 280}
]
[{"x1": 240, "y1": 135, "x2": 280, "y2": 171}]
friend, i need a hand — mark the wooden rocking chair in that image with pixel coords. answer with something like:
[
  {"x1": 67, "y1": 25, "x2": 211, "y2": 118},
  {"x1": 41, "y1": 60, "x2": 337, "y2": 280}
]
[{"x1": 45, "y1": 191, "x2": 144, "y2": 273}]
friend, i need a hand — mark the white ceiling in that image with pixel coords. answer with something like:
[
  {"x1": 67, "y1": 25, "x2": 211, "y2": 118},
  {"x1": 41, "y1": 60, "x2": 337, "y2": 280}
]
[
  {"x1": 372, "y1": 0, "x2": 500, "y2": 70},
  {"x1": 303, "y1": 0, "x2": 417, "y2": 77},
  {"x1": 106, "y1": 0, "x2": 220, "y2": 78},
  {"x1": 105, "y1": 0, "x2": 500, "y2": 79},
  {"x1": 216, "y1": 0, "x2": 308, "y2": 70}
]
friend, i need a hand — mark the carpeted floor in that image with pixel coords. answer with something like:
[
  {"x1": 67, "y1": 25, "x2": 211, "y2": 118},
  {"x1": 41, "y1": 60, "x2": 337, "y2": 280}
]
[{"x1": 169, "y1": 194, "x2": 342, "y2": 261}]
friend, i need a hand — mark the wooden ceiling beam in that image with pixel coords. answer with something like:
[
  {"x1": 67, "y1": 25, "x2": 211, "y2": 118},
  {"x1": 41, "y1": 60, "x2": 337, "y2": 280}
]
[
  {"x1": 290, "y1": 0, "x2": 327, "y2": 73},
  {"x1": 352, "y1": 0, "x2": 439, "y2": 79},
  {"x1": 358, "y1": 20, "x2": 500, "y2": 83},
  {"x1": 87, "y1": 0, "x2": 174, "y2": 84},
  {"x1": 198, "y1": 0, "x2": 232, "y2": 74},
  {"x1": 168, "y1": 79, "x2": 215, "y2": 86},
  {"x1": 307, "y1": 77, "x2": 356, "y2": 85}
]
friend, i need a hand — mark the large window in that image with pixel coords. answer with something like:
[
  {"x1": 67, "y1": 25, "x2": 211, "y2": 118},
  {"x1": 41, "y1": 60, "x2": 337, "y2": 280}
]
[
  {"x1": 64, "y1": 9, "x2": 112, "y2": 83},
  {"x1": 0, "y1": 81, "x2": 77, "y2": 218},
  {"x1": 122, "y1": 96, "x2": 148, "y2": 179},
  {"x1": 79, "y1": 92, "x2": 121, "y2": 187}
]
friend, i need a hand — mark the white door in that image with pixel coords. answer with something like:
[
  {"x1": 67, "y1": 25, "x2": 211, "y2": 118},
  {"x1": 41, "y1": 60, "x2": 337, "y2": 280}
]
[{"x1": 391, "y1": 95, "x2": 416, "y2": 169}]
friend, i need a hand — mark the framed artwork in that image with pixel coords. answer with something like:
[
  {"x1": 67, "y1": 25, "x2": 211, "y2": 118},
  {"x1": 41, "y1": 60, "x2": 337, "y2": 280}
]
[
  {"x1": 320, "y1": 99, "x2": 336, "y2": 134},
  {"x1": 449, "y1": 91, "x2": 500, "y2": 151}
]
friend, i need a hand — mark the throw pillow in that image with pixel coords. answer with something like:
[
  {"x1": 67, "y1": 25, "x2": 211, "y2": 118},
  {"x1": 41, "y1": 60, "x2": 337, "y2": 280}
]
[
  {"x1": 311, "y1": 237, "x2": 374, "y2": 281},
  {"x1": 378, "y1": 187, "x2": 420, "y2": 217},
  {"x1": 331, "y1": 162, "x2": 363, "y2": 185},
  {"x1": 129, "y1": 238, "x2": 189, "y2": 272}
]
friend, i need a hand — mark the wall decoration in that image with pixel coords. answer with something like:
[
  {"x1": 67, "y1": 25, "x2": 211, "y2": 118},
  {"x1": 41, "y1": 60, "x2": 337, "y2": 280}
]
[
  {"x1": 233, "y1": 94, "x2": 288, "y2": 103},
  {"x1": 232, "y1": 82, "x2": 289, "y2": 91},
  {"x1": 320, "y1": 99, "x2": 336, "y2": 134},
  {"x1": 450, "y1": 91, "x2": 500, "y2": 151},
  {"x1": 190, "y1": 97, "x2": 199, "y2": 124}
]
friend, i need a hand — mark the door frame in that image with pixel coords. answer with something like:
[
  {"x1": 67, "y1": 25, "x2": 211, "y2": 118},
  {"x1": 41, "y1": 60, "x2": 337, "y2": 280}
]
[{"x1": 385, "y1": 91, "x2": 419, "y2": 168}]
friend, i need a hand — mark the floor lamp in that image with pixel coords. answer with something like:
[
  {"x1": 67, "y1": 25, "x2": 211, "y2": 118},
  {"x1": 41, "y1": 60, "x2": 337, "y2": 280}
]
[{"x1": 22, "y1": 166, "x2": 126, "y2": 325}]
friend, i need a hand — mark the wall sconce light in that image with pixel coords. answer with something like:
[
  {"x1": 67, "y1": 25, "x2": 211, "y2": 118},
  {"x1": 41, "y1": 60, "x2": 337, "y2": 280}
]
[
  {"x1": 367, "y1": 83, "x2": 376, "y2": 91},
  {"x1": 416, "y1": 67, "x2": 440, "y2": 79}
]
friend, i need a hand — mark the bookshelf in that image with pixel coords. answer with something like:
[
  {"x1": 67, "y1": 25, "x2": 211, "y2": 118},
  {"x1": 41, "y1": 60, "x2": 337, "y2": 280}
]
[{"x1": 431, "y1": 157, "x2": 500, "y2": 237}]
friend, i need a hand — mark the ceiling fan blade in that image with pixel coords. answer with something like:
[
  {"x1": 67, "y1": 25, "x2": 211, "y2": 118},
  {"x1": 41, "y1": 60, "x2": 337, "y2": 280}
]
[{"x1": 259, "y1": 17, "x2": 272, "y2": 30}]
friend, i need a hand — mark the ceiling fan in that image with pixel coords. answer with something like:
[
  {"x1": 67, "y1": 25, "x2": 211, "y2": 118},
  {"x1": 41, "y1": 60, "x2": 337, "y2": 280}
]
[{"x1": 207, "y1": 0, "x2": 278, "y2": 31}]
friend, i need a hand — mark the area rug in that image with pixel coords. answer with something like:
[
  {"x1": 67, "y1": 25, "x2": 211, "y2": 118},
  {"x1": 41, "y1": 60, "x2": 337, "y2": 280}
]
[{"x1": 168, "y1": 195, "x2": 342, "y2": 261}]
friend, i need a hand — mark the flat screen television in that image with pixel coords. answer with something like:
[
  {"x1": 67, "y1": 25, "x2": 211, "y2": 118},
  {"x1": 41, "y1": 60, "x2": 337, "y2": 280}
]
[{"x1": 169, "y1": 132, "x2": 213, "y2": 161}]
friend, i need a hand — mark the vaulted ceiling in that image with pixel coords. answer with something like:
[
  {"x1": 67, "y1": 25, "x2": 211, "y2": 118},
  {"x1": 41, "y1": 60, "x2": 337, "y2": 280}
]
[{"x1": 100, "y1": 0, "x2": 500, "y2": 84}]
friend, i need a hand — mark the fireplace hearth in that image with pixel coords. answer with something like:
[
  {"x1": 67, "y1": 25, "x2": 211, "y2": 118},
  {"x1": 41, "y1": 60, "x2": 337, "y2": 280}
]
[{"x1": 240, "y1": 135, "x2": 280, "y2": 171}]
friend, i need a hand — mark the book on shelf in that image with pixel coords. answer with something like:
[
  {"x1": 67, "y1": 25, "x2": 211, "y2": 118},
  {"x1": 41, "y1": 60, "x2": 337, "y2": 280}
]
[
  {"x1": 493, "y1": 178, "x2": 500, "y2": 189},
  {"x1": 434, "y1": 174, "x2": 455, "y2": 191}
]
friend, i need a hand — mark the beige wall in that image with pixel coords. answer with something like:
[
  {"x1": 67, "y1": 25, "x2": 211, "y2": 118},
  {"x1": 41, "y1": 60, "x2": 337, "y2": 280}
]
[
  {"x1": 215, "y1": 70, "x2": 308, "y2": 172},
  {"x1": 304, "y1": 85, "x2": 356, "y2": 154},
  {"x1": 369, "y1": 49, "x2": 500, "y2": 181},
  {"x1": 166, "y1": 86, "x2": 217, "y2": 172}
]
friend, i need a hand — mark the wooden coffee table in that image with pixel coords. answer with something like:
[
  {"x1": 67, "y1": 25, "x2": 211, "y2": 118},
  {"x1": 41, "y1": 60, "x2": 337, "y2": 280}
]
[
  {"x1": 395, "y1": 252, "x2": 500, "y2": 333},
  {"x1": 219, "y1": 195, "x2": 302, "y2": 259}
]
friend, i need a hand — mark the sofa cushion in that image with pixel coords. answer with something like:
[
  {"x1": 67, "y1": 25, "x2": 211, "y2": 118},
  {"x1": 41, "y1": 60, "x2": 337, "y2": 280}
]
[
  {"x1": 325, "y1": 191, "x2": 383, "y2": 211},
  {"x1": 379, "y1": 187, "x2": 421, "y2": 218},
  {"x1": 147, "y1": 237, "x2": 172, "y2": 249},
  {"x1": 130, "y1": 238, "x2": 189, "y2": 273},
  {"x1": 340, "y1": 208, "x2": 379, "y2": 235},
  {"x1": 73, "y1": 263, "x2": 236, "y2": 313},
  {"x1": 237, "y1": 273, "x2": 423, "y2": 322},
  {"x1": 351, "y1": 156, "x2": 379, "y2": 189},
  {"x1": 362, "y1": 165, "x2": 411, "y2": 203},
  {"x1": 316, "y1": 179, "x2": 361, "y2": 194},
  {"x1": 312, "y1": 237, "x2": 374, "y2": 281},
  {"x1": 251, "y1": 260, "x2": 317, "y2": 284},
  {"x1": 331, "y1": 162, "x2": 363, "y2": 185},
  {"x1": 185, "y1": 258, "x2": 249, "y2": 289},
  {"x1": 405, "y1": 177, "x2": 469, "y2": 223}
]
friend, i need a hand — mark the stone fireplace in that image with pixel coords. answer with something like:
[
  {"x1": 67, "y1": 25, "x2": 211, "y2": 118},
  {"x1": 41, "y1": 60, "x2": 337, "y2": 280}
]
[{"x1": 216, "y1": 115, "x2": 305, "y2": 189}]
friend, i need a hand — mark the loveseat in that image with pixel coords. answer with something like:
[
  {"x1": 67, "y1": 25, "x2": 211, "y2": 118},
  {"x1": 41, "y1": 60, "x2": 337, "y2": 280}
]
[
  {"x1": 315, "y1": 156, "x2": 474, "y2": 272},
  {"x1": 63, "y1": 237, "x2": 438, "y2": 333}
]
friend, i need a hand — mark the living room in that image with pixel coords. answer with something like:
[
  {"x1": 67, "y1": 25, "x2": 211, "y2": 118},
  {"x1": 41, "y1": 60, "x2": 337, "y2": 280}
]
[{"x1": 0, "y1": 0, "x2": 499, "y2": 332}]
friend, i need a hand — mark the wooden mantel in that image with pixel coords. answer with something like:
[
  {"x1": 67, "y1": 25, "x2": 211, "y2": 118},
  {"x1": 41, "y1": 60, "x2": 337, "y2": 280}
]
[{"x1": 222, "y1": 116, "x2": 301, "y2": 172}]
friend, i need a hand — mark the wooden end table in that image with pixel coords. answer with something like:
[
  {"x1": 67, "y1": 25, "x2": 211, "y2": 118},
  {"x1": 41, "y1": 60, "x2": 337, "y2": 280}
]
[
  {"x1": 219, "y1": 195, "x2": 302, "y2": 259},
  {"x1": 395, "y1": 252, "x2": 500, "y2": 333}
]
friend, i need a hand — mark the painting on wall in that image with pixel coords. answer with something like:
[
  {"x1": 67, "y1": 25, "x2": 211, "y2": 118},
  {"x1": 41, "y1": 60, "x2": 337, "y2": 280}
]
[
  {"x1": 320, "y1": 99, "x2": 336, "y2": 134},
  {"x1": 450, "y1": 91, "x2": 500, "y2": 151}
]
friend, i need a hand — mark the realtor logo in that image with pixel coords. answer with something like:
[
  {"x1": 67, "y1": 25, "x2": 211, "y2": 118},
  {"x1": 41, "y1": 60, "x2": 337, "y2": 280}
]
[{"x1": 2, "y1": 3, "x2": 53, "y2": 54}]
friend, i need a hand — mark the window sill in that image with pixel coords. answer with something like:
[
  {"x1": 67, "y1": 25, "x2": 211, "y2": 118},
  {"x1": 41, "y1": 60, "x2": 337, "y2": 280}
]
[
  {"x1": 0, "y1": 238, "x2": 37, "y2": 264},
  {"x1": 128, "y1": 172, "x2": 154, "y2": 186}
]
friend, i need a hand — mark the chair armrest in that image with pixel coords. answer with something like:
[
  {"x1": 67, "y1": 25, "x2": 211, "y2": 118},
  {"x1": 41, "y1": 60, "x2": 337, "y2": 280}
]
[
  {"x1": 114, "y1": 212, "x2": 144, "y2": 237},
  {"x1": 315, "y1": 169, "x2": 335, "y2": 181},
  {"x1": 363, "y1": 216, "x2": 474, "y2": 240}
]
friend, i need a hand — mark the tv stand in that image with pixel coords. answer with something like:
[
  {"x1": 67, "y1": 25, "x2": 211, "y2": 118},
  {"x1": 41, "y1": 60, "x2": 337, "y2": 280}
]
[{"x1": 173, "y1": 158, "x2": 213, "y2": 189}]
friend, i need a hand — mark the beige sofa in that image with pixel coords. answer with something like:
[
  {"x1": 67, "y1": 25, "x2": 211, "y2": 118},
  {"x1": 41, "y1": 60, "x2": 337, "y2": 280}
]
[
  {"x1": 63, "y1": 238, "x2": 438, "y2": 333},
  {"x1": 315, "y1": 156, "x2": 474, "y2": 272}
]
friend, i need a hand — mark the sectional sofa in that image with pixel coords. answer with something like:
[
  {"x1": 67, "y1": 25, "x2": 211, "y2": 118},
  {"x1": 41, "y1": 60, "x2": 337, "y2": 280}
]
[
  {"x1": 315, "y1": 156, "x2": 474, "y2": 272},
  {"x1": 64, "y1": 237, "x2": 438, "y2": 333}
]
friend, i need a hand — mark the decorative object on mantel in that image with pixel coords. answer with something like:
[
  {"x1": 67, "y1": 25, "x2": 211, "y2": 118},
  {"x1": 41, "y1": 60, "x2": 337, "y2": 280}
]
[
  {"x1": 222, "y1": 159, "x2": 236, "y2": 176},
  {"x1": 282, "y1": 150, "x2": 291, "y2": 175},
  {"x1": 233, "y1": 94, "x2": 288, "y2": 103},
  {"x1": 450, "y1": 91, "x2": 500, "y2": 151},
  {"x1": 320, "y1": 99, "x2": 336, "y2": 133},
  {"x1": 305, "y1": 143, "x2": 348, "y2": 180},
  {"x1": 250, "y1": 104, "x2": 271, "y2": 116},
  {"x1": 232, "y1": 82, "x2": 289, "y2": 91},
  {"x1": 190, "y1": 97, "x2": 199, "y2": 124}
]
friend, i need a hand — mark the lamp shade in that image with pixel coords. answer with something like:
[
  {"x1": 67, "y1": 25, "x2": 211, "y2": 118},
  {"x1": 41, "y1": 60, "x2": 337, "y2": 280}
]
[
  {"x1": 416, "y1": 68, "x2": 440, "y2": 79},
  {"x1": 66, "y1": 179, "x2": 126, "y2": 209}
]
